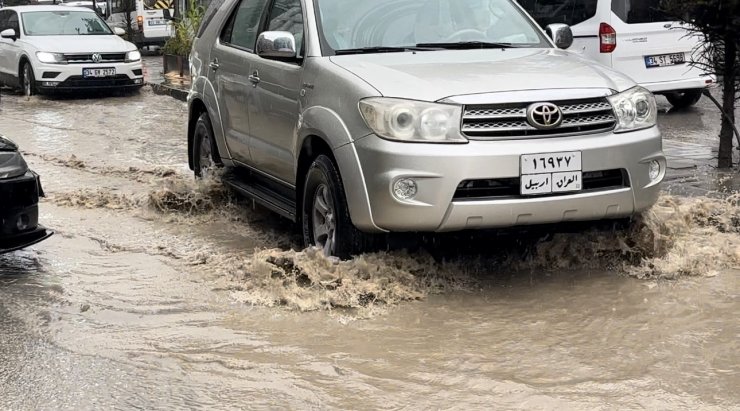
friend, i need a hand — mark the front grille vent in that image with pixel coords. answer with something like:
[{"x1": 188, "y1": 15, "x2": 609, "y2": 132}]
[
  {"x1": 63, "y1": 53, "x2": 126, "y2": 64},
  {"x1": 462, "y1": 98, "x2": 617, "y2": 139}
]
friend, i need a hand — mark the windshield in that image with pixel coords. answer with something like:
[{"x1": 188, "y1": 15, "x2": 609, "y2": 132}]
[
  {"x1": 315, "y1": 0, "x2": 549, "y2": 54},
  {"x1": 21, "y1": 11, "x2": 112, "y2": 36}
]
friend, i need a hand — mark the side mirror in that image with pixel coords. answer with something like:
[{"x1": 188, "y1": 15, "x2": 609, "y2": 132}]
[
  {"x1": 256, "y1": 31, "x2": 297, "y2": 60},
  {"x1": 113, "y1": 27, "x2": 126, "y2": 36},
  {"x1": 546, "y1": 23, "x2": 573, "y2": 50},
  {"x1": 0, "y1": 28, "x2": 17, "y2": 40}
]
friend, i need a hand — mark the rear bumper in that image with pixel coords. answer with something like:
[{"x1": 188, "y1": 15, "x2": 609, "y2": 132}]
[
  {"x1": 642, "y1": 75, "x2": 717, "y2": 93},
  {"x1": 0, "y1": 170, "x2": 53, "y2": 253}
]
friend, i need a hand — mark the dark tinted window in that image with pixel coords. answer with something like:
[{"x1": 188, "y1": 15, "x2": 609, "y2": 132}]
[
  {"x1": 221, "y1": 0, "x2": 269, "y2": 50},
  {"x1": 516, "y1": 0, "x2": 597, "y2": 27},
  {"x1": 612, "y1": 0, "x2": 671, "y2": 24},
  {"x1": 266, "y1": 0, "x2": 303, "y2": 55},
  {"x1": 7, "y1": 10, "x2": 19, "y2": 33},
  {"x1": 0, "y1": 11, "x2": 9, "y2": 31}
]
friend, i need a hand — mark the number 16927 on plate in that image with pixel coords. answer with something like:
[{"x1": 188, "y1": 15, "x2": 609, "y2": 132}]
[{"x1": 520, "y1": 151, "x2": 582, "y2": 195}]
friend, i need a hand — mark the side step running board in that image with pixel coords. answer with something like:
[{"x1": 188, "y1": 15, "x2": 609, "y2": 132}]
[{"x1": 221, "y1": 169, "x2": 297, "y2": 222}]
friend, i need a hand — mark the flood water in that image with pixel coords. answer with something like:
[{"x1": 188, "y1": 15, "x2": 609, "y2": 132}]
[{"x1": 0, "y1": 88, "x2": 738, "y2": 410}]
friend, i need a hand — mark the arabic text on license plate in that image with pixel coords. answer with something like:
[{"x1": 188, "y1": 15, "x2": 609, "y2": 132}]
[
  {"x1": 83, "y1": 68, "x2": 116, "y2": 78},
  {"x1": 520, "y1": 152, "x2": 582, "y2": 196},
  {"x1": 644, "y1": 53, "x2": 685, "y2": 68}
]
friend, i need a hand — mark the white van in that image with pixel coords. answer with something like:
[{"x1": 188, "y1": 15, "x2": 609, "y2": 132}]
[
  {"x1": 105, "y1": 0, "x2": 173, "y2": 48},
  {"x1": 517, "y1": 0, "x2": 715, "y2": 108}
]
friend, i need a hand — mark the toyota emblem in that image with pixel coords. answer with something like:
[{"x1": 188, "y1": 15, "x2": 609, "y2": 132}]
[
  {"x1": 92, "y1": 53, "x2": 102, "y2": 63},
  {"x1": 526, "y1": 102, "x2": 563, "y2": 130}
]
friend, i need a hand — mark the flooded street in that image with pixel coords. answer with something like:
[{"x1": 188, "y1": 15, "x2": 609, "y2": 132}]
[{"x1": 0, "y1": 88, "x2": 738, "y2": 410}]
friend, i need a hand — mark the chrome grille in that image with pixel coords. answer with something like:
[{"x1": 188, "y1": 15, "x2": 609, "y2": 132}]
[
  {"x1": 462, "y1": 98, "x2": 616, "y2": 139},
  {"x1": 63, "y1": 53, "x2": 126, "y2": 64}
]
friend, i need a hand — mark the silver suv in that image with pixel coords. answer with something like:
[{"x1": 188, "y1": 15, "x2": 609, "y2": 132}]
[{"x1": 188, "y1": 0, "x2": 665, "y2": 258}]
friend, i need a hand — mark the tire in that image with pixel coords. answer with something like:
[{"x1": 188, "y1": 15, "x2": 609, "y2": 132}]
[
  {"x1": 302, "y1": 154, "x2": 377, "y2": 259},
  {"x1": 665, "y1": 89, "x2": 703, "y2": 108},
  {"x1": 192, "y1": 112, "x2": 221, "y2": 178},
  {"x1": 21, "y1": 61, "x2": 36, "y2": 97}
]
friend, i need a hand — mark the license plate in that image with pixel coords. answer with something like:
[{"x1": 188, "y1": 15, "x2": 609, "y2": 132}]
[
  {"x1": 148, "y1": 19, "x2": 167, "y2": 26},
  {"x1": 520, "y1": 152, "x2": 582, "y2": 195},
  {"x1": 645, "y1": 53, "x2": 685, "y2": 68},
  {"x1": 83, "y1": 68, "x2": 116, "y2": 78}
]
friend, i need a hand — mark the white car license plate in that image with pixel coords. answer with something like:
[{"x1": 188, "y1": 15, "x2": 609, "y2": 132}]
[
  {"x1": 83, "y1": 68, "x2": 116, "y2": 78},
  {"x1": 520, "y1": 152, "x2": 582, "y2": 196},
  {"x1": 148, "y1": 19, "x2": 167, "y2": 26},
  {"x1": 645, "y1": 53, "x2": 685, "y2": 68}
]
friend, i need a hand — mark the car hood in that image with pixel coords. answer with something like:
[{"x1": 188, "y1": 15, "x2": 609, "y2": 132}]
[
  {"x1": 330, "y1": 48, "x2": 635, "y2": 102},
  {"x1": 0, "y1": 136, "x2": 28, "y2": 180},
  {"x1": 25, "y1": 35, "x2": 135, "y2": 53}
]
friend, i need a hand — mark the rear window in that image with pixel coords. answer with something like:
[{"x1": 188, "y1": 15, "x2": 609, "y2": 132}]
[
  {"x1": 611, "y1": 0, "x2": 671, "y2": 24},
  {"x1": 516, "y1": 0, "x2": 597, "y2": 27}
]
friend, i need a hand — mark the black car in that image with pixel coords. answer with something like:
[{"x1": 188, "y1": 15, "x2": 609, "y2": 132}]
[{"x1": 0, "y1": 134, "x2": 52, "y2": 254}]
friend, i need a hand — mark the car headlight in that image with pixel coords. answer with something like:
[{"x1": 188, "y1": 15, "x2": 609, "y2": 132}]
[
  {"x1": 36, "y1": 51, "x2": 66, "y2": 64},
  {"x1": 125, "y1": 50, "x2": 141, "y2": 62},
  {"x1": 359, "y1": 98, "x2": 467, "y2": 143},
  {"x1": 607, "y1": 86, "x2": 657, "y2": 133}
]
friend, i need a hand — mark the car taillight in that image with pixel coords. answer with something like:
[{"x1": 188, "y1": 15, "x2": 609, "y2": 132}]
[
  {"x1": 600, "y1": 23, "x2": 617, "y2": 53},
  {"x1": 137, "y1": 16, "x2": 143, "y2": 30}
]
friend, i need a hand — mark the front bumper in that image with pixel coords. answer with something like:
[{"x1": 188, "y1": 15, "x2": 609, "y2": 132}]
[
  {"x1": 32, "y1": 60, "x2": 144, "y2": 92},
  {"x1": 339, "y1": 127, "x2": 664, "y2": 233},
  {"x1": 0, "y1": 171, "x2": 53, "y2": 254}
]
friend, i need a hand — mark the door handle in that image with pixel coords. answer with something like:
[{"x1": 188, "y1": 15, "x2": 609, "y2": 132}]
[
  {"x1": 209, "y1": 59, "x2": 219, "y2": 70},
  {"x1": 248, "y1": 71, "x2": 260, "y2": 85}
]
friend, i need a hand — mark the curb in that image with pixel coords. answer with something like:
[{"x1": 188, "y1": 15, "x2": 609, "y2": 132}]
[{"x1": 148, "y1": 82, "x2": 188, "y2": 102}]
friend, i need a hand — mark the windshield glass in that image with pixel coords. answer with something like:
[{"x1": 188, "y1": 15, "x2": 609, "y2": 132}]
[
  {"x1": 315, "y1": 0, "x2": 549, "y2": 53},
  {"x1": 21, "y1": 11, "x2": 112, "y2": 36}
]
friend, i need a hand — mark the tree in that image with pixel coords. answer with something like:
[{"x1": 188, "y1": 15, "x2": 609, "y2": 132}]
[
  {"x1": 121, "y1": 0, "x2": 136, "y2": 43},
  {"x1": 662, "y1": 0, "x2": 740, "y2": 169}
]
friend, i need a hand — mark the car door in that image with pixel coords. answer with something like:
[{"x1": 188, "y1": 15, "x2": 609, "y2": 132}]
[
  {"x1": 247, "y1": 0, "x2": 304, "y2": 184},
  {"x1": 609, "y1": 0, "x2": 705, "y2": 85},
  {"x1": 207, "y1": 0, "x2": 270, "y2": 166}
]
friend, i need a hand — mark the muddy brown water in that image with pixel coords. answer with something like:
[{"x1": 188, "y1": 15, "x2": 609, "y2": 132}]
[{"x1": 0, "y1": 89, "x2": 738, "y2": 410}]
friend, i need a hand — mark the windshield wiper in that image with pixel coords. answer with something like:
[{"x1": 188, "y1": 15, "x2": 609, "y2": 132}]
[
  {"x1": 334, "y1": 46, "x2": 438, "y2": 55},
  {"x1": 415, "y1": 41, "x2": 517, "y2": 50}
]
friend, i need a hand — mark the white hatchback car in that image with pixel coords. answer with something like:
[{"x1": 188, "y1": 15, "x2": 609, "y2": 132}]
[
  {"x1": 0, "y1": 5, "x2": 143, "y2": 96},
  {"x1": 517, "y1": 0, "x2": 715, "y2": 108}
]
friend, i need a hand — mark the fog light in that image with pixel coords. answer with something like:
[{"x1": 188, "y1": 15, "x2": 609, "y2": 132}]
[
  {"x1": 16, "y1": 214, "x2": 30, "y2": 231},
  {"x1": 393, "y1": 178, "x2": 418, "y2": 200},
  {"x1": 41, "y1": 81, "x2": 59, "y2": 87},
  {"x1": 134, "y1": 79, "x2": 143, "y2": 84},
  {"x1": 649, "y1": 160, "x2": 661, "y2": 181}
]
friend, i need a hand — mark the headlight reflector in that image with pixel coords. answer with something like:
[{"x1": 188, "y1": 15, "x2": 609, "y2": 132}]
[
  {"x1": 36, "y1": 51, "x2": 65, "y2": 64},
  {"x1": 125, "y1": 50, "x2": 141, "y2": 62},
  {"x1": 607, "y1": 86, "x2": 657, "y2": 132},
  {"x1": 359, "y1": 98, "x2": 467, "y2": 143}
]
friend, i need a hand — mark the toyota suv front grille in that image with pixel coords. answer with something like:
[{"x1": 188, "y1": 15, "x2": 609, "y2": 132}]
[{"x1": 461, "y1": 98, "x2": 617, "y2": 139}]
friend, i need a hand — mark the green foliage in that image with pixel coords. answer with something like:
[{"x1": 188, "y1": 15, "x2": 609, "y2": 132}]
[{"x1": 162, "y1": 0, "x2": 205, "y2": 57}]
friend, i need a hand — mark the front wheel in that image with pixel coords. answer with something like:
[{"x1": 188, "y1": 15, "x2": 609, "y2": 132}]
[
  {"x1": 665, "y1": 89, "x2": 703, "y2": 108},
  {"x1": 192, "y1": 112, "x2": 221, "y2": 178},
  {"x1": 302, "y1": 154, "x2": 377, "y2": 259},
  {"x1": 21, "y1": 62, "x2": 36, "y2": 97}
]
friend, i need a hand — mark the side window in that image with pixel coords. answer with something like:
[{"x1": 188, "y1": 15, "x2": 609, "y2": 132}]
[
  {"x1": 0, "y1": 11, "x2": 9, "y2": 32},
  {"x1": 7, "y1": 11, "x2": 19, "y2": 35},
  {"x1": 265, "y1": 0, "x2": 304, "y2": 57},
  {"x1": 221, "y1": 0, "x2": 269, "y2": 50},
  {"x1": 516, "y1": 0, "x2": 598, "y2": 28}
]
